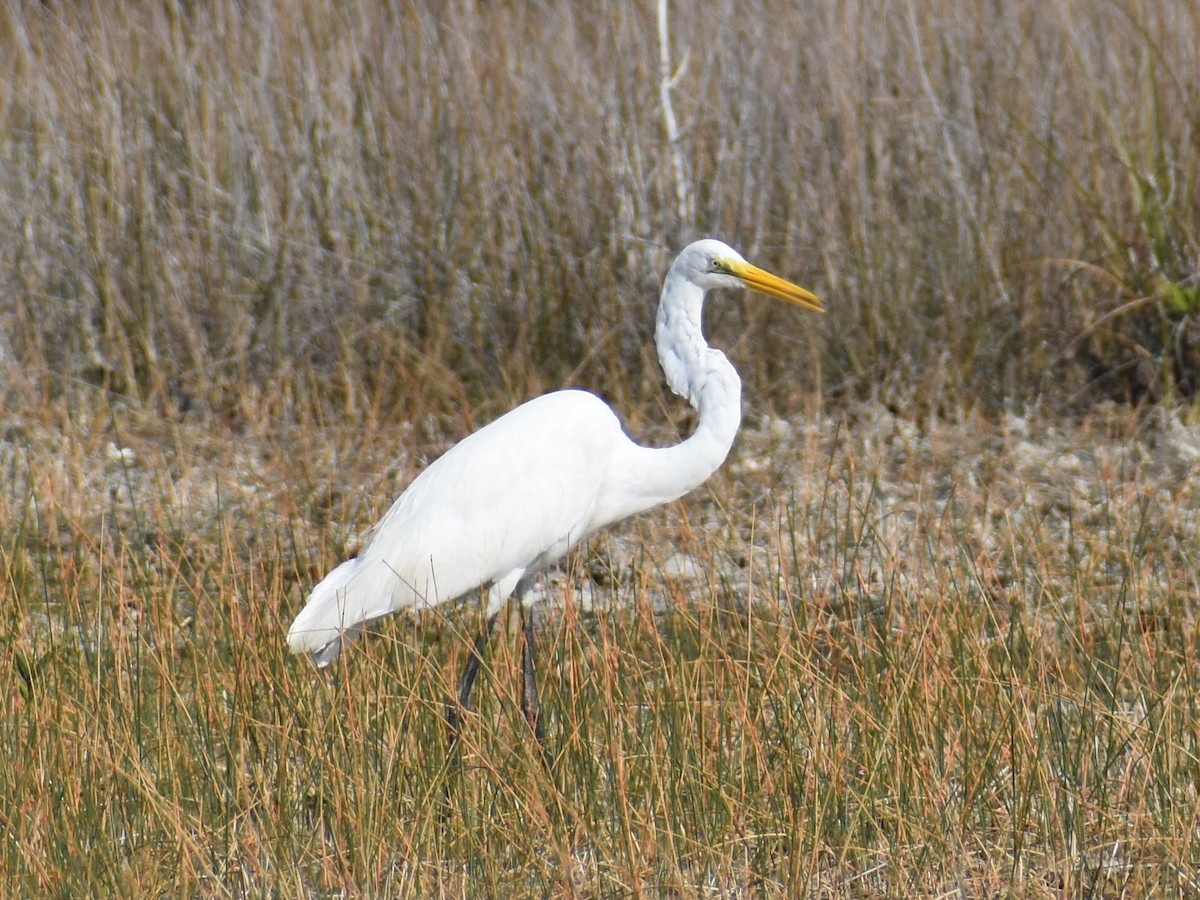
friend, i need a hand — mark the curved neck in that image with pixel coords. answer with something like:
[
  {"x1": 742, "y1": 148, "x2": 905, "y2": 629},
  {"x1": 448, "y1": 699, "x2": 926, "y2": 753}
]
[
  {"x1": 596, "y1": 271, "x2": 742, "y2": 523},
  {"x1": 656, "y1": 270, "x2": 708, "y2": 405},
  {"x1": 652, "y1": 357, "x2": 742, "y2": 498},
  {"x1": 654, "y1": 266, "x2": 743, "y2": 455}
]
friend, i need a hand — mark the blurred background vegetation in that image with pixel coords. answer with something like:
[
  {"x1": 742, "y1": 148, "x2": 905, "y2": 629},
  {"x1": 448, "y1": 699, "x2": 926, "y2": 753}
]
[{"x1": 2, "y1": 0, "x2": 1196, "y2": 432}]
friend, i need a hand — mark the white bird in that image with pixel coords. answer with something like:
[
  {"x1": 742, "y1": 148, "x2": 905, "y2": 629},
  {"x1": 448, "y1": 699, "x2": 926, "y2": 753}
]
[{"x1": 287, "y1": 239, "x2": 822, "y2": 736}]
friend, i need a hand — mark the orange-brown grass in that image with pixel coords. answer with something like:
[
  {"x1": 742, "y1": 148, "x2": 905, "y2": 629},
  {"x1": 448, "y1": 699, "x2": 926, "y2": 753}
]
[{"x1": 2, "y1": 398, "x2": 1198, "y2": 895}]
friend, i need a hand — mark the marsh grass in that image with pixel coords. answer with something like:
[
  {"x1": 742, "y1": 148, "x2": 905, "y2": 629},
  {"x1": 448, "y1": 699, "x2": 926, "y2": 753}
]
[
  {"x1": 2, "y1": 0, "x2": 1198, "y2": 421},
  {"x1": 3, "y1": 0, "x2": 1200, "y2": 895},
  {"x1": 3, "y1": 400, "x2": 1200, "y2": 895}
]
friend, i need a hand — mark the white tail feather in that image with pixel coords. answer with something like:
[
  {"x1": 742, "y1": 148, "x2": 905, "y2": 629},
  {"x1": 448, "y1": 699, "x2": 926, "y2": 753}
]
[{"x1": 286, "y1": 557, "x2": 388, "y2": 666}]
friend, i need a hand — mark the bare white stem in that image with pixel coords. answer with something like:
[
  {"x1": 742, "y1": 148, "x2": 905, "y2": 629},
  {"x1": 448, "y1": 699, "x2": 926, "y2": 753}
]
[{"x1": 657, "y1": 0, "x2": 691, "y2": 226}]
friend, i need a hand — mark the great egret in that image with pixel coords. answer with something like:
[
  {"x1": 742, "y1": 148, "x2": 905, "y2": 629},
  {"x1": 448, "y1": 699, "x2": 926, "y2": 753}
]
[{"x1": 287, "y1": 239, "x2": 822, "y2": 736}]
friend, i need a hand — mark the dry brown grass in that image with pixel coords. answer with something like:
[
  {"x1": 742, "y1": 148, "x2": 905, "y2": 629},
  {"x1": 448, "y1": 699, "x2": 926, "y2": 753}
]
[
  {"x1": 2, "y1": 0, "x2": 1197, "y2": 422},
  {"x1": 3, "y1": 395, "x2": 1200, "y2": 895},
  {"x1": 2, "y1": 0, "x2": 1200, "y2": 895}
]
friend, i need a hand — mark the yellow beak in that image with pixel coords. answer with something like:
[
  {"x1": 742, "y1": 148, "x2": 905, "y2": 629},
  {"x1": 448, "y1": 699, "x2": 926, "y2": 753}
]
[{"x1": 726, "y1": 259, "x2": 824, "y2": 313}]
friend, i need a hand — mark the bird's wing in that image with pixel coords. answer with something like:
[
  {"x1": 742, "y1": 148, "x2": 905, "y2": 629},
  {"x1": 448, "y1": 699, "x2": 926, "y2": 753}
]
[{"x1": 287, "y1": 390, "x2": 622, "y2": 660}]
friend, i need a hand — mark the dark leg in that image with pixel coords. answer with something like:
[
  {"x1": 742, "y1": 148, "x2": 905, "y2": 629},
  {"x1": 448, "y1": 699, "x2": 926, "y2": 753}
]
[
  {"x1": 446, "y1": 613, "x2": 497, "y2": 743},
  {"x1": 520, "y1": 603, "x2": 545, "y2": 744},
  {"x1": 441, "y1": 613, "x2": 498, "y2": 820}
]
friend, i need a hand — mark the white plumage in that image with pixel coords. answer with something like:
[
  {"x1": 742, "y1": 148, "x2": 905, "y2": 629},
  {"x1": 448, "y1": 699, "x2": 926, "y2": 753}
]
[{"x1": 287, "y1": 239, "x2": 822, "y2": 680}]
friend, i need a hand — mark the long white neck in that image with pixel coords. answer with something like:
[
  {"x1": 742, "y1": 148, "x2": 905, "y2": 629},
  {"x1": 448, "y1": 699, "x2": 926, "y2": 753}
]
[
  {"x1": 655, "y1": 268, "x2": 736, "y2": 408},
  {"x1": 596, "y1": 268, "x2": 742, "y2": 523},
  {"x1": 654, "y1": 265, "x2": 743, "y2": 481}
]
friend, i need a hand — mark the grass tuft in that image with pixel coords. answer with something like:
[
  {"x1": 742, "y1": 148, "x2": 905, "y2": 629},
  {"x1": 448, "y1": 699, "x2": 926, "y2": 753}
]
[{"x1": 3, "y1": 402, "x2": 1200, "y2": 894}]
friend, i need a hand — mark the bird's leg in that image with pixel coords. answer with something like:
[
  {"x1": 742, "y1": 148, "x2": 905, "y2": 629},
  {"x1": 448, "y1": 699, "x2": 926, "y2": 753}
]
[
  {"x1": 446, "y1": 613, "x2": 497, "y2": 744},
  {"x1": 440, "y1": 612, "x2": 497, "y2": 820},
  {"x1": 520, "y1": 602, "x2": 545, "y2": 745}
]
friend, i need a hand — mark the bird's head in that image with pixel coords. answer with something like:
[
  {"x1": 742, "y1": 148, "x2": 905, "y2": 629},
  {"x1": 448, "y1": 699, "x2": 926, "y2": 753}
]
[{"x1": 675, "y1": 239, "x2": 824, "y2": 313}]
